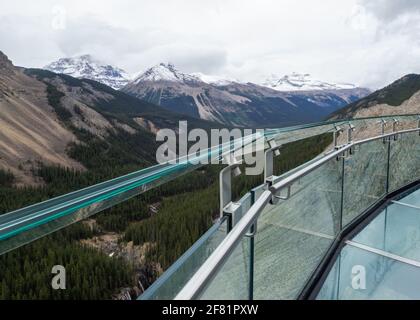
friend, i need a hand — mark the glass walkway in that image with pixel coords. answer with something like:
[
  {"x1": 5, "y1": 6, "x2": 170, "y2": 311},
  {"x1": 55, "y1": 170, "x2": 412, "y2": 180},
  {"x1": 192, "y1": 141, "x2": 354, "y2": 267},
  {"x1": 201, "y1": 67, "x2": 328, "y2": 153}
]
[
  {"x1": 318, "y1": 186, "x2": 420, "y2": 300},
  {"x1": 0, "y1": 114, "x2": 419, "y2": 300}
]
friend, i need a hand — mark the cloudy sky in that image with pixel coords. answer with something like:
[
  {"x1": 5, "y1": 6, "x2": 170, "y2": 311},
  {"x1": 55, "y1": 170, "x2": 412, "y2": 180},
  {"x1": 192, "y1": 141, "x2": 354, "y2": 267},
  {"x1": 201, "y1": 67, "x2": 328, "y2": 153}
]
[{"x1": 1, "y1": 0, "x2": 420, "y2": 89}]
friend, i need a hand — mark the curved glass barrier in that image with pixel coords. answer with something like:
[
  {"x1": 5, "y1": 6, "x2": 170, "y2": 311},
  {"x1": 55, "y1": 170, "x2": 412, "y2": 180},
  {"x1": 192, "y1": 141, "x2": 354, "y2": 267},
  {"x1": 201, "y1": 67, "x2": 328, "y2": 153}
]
[
  {"x1": 252, "y1": 156, "x2": 342, "y2": 299},
  {"x1": 176, "y1": 127, "x2": 419, "y2": 300},
  {"x1": 267, "y1": 114, "x2": 419, "y2": 148},
  {"x1": 389, "y1": 131, "x2": 420, "y2": 193}
]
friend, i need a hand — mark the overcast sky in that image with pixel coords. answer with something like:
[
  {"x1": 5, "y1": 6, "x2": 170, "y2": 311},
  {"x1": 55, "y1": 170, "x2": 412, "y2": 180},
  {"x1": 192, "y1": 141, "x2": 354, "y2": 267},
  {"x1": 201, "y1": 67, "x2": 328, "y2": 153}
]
[{"x1": 1, "y1": 0, "x2": 420, "y2": 89}]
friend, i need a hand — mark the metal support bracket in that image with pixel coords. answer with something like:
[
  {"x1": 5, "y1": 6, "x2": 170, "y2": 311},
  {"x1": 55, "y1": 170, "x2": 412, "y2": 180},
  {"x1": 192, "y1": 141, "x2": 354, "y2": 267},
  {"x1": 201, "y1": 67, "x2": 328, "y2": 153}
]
[
  {"x1": 417, "y1": 115, "x2": 420, "y2": 136},
  {"x1": 347, "y1": 123, "x2": 356, "y2": 155},
  {"x1": 392, "y1": 118, "x2": 399, "y2": 141},
  {"x1": 223, "y1": 202, "x2": 241, "y2": 232},
  {"x1": 378, "y1": 119, "x2": 387, "y2": 143},
  {"x1": 273, "y1": 185, "x2": 292, "y2": 200},
  {"x1": 268, "y1": 180, "x2": 292, "y2": 205},
  {"x1": 336, "y1": 150, "x2": 348, "y2": 161},
  {"x1": 245, "y1": 221, "x2": 258, "y2": 238},
  {"x1": 333, "y1": 124, "x2": 344, "y2": 149},
  {"x1": 347, "y1": 123, "x2": 355, "y2": 144},
  {"x1": 220, "y1": 154, "x2": 242, "y2": 232},
  {"x1": 264, "y1": 139, "x2": 282, "y2": 183}
]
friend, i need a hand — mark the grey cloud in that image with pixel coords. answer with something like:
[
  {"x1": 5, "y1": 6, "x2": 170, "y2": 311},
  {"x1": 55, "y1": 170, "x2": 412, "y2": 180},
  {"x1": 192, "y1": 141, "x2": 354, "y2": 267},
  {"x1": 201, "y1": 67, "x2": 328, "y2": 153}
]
[
  {"x1": 359, "y1": 0, "x2": 420, "y2": 21},
  {"x1": 53, "y1": 17, "x2": 156, "y2": 65},
  {"x1": 49, "y1": 15, "x2": 228, "y2": 75},
  {"x1": 2, "y1": 0, "x2": 420, "y2": 90},
  {"x1": 165, "y1": 46, "x2": 228, "y2": 74}
]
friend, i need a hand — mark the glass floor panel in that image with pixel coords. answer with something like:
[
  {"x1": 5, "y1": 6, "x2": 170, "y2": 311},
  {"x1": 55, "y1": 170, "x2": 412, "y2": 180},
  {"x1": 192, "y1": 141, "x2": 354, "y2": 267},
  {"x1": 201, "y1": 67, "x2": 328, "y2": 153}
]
[
  {"x1": 352, "y1": 202, "x2": 420, "y2": 262},
  {"x1": 317, "y1": 244, "x2": 420, "y2": 300},
  {"x1": 395, "y1": 187, "x2": 420, "y2": 208},
  {"x1": 317, "y1": 186, "x2": 420, "y2": 300}
]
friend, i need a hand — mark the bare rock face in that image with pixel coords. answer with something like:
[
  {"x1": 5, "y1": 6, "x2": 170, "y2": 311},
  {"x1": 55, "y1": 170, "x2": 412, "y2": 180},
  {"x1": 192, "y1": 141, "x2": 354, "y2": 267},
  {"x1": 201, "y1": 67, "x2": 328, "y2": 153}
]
[
  {"x1": 0, "y1": 51, "x2": 13, "y2": 69},
  {"x1": 0, "y1": 51, "x2": 83, "y2": 185},
  {"x1": 0, "y1": 51, "x2": 15, "y2": 76}
]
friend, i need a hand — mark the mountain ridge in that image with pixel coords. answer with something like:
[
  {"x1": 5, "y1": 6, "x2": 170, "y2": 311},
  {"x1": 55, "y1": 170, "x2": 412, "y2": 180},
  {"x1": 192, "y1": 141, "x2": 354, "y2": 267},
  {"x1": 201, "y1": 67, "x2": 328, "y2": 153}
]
[
  {"x1": 122, "y1": 63, "x2": 370, "y2": 127},
  {"x1": 45, "y1": 55, "x2": 131, "y2": 90},
  {"x1": 330, "y1": 73, "x2": 420, "y2": 119},
  {"x1": 0, "y1": 50, "x2": 221, "y2": 185},
  {"x1": 262, "y1": 72, "x2": 357, "y2": 92}
]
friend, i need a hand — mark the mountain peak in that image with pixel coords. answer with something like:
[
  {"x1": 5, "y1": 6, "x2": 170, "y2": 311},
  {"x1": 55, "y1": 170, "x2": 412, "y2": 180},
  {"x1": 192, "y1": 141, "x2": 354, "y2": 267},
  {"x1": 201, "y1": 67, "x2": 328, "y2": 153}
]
[
  {"x1": 0, "y1": 51, "x2": 14, "y2": 71},
  {"x1": 191, "y1": 72, "x2": 240, "y2": 86},
  {"x1": 262, "y1": 72, "x2": 356, "y2": 92},
  {"x1": 44, "y1": 55, "x2": 130, "y2": 90},
  {"x1": 133, "y1": 63, "x2": 200, "y2": 84}
]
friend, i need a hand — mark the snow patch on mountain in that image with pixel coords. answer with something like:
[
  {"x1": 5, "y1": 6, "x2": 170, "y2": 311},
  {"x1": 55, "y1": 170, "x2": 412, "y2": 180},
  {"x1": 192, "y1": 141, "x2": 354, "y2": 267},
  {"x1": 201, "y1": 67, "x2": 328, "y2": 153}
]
[
  {"x1": 133, "y1": 63, "x2": 200, "y2": 84},
  {"x1": 261, "y1": 72, "x2": 356, "y2": 92},
  {"x1": 191, "y1": 72, "x2": 240, "y2": 86},
  {"x1": 44, "y1": 55, "x2": 130, "y2": 90}
]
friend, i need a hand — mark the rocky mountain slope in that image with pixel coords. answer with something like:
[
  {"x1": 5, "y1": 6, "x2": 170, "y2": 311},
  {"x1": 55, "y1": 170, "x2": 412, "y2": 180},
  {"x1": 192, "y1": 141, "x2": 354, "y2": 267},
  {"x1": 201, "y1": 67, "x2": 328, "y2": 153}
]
[
  {"x1": 0, "y1": 51, "x2": 218, "y2": 185},
  {"x1": 45, "y1": 55, "x2": 131, "y2": 90},
  {"x1": 122, "y1": 63, "x2": 370, "y2": 127},
  {"x1": 330, "y1": 74, "x2": 420, "y2": 119},
  {"x1": 0, "y1": 51, "x2": 83, "y2": 185}
]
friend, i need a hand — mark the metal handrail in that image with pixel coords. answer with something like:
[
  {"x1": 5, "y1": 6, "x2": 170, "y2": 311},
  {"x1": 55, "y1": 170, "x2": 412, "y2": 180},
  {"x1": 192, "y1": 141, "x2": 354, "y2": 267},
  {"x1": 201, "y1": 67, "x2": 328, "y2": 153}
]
[{"x1": 175, "y1": 127, "x2": 420, "y2": 300}]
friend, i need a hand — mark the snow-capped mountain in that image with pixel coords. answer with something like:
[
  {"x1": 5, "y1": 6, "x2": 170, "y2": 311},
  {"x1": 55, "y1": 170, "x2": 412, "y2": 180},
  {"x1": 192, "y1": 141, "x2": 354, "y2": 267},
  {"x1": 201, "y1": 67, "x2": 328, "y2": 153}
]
[
  {"x1": 44, "y1": 55, "x2": 130, "y2": 90},
  {"x1": 262, "y1": 72, "x2": 356, "y2": 92},
  {"x1": 133, "y1": 63, "x2": 238, "y2": 86},
  {"x1": 123, "y1": 63, "x2": 370, "y2": 127},
  {"x1": 133, "y1": 63, "x2": 200, "y2": 84},
  {"x1": 191, "y1": 72, "x2": 239, "y2": 86}
]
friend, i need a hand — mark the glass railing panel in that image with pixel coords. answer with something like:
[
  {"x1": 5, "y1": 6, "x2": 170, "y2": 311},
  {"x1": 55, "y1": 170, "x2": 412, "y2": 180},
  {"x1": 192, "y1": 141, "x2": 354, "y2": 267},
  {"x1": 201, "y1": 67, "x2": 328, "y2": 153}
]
[
  {"x1": 195, "y1": 190, "x2": 255, "y2": 300},
  {"x1": 139, "y1": 189, "x2": 254, "y2": 300},
  {"x1": 267, "y1": 115, "x2": 419, "y2": 149},
  {"x1": 198, "y1": 235, "x2": 250, "y2": 299},
  {"x1": 252, "y1": 157, "x2": 343, "y2": 299},
  {"x1": 342, "y1": 139, "x2": 388, "y2": 227},
  {"x1": 139, "y1": 217, "x2": 228, "y2": 300},
  {"x1": 388, "y1": 131, "x2": 420, "y2": 193},
  {"x1": 352, "y1": 202, "x2": 420, "y2": 262},
  {"x1": 268, "y1": 123, "x2": 337, "y2": 147},
  {"x1": 0, "y1": 162, "x2": 202, "y2": 256},
  {"x1": 317, "y1": 244, "x2": 420, "y2": 300},
  {"x1": 271, "y1": 151, "x2": 329, "y2": 185}
]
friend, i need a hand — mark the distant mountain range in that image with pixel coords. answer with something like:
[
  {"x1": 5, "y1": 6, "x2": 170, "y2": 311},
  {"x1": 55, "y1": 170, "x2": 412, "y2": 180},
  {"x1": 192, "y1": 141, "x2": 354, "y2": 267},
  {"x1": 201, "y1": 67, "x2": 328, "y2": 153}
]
[
  {"x1": 122, "y1": 63, "x2": 370, "y2": 127},
  {"x1": 44, "y1": 56, "x2": 371, "y2": 127},
  {"x1": 2, "y1": 49, "x2": 419, "y2": 185}
]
